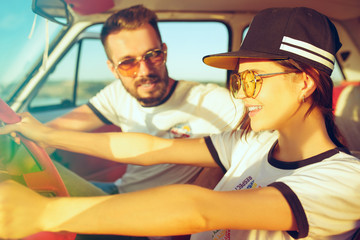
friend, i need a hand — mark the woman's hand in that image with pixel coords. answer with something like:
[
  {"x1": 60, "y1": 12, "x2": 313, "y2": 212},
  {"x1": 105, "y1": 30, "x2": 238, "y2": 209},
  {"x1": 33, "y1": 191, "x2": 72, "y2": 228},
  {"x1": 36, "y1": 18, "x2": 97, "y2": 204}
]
[
  {"x1": 0, "y1": 180, "x2": 49, "y2": 239},
  {"x1": 0, "y1": 112, "x2": 52, "y2": 148}
]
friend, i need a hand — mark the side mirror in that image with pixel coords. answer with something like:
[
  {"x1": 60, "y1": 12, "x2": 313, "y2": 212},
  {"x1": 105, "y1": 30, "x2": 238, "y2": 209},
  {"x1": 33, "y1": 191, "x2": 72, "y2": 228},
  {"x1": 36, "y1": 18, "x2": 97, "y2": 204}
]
[{"x1": 32, "y1": 0, "x2": 70, "y2": 26}]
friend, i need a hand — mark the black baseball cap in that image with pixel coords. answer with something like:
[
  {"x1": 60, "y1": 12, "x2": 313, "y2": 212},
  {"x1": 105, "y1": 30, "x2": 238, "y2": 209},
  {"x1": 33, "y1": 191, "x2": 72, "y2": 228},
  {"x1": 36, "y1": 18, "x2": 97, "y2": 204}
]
[{"x1": 203, "y1": 7, "x2": 342, "y2": 75}]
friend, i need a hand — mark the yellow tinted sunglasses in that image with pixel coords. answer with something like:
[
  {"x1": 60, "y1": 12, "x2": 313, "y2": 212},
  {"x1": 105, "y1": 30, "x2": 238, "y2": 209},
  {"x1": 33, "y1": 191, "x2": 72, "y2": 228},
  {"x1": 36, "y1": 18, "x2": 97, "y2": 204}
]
[{"x1": 230, "y1": 70, "x2": 297, "y2": 98}]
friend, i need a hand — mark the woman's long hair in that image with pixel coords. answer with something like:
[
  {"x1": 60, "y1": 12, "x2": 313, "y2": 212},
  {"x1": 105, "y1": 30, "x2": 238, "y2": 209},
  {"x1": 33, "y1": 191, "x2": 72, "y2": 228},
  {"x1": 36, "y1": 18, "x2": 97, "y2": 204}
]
[{"x1": 233, "y1": 59, "x2": 347, "y2": 148}]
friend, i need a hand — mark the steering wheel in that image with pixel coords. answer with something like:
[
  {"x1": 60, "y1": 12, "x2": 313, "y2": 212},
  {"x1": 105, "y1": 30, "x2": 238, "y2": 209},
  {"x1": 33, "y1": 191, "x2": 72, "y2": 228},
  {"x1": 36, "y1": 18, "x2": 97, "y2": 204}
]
[{"x1": 0, "y1": 98, "x2": 76, "y2": 240}]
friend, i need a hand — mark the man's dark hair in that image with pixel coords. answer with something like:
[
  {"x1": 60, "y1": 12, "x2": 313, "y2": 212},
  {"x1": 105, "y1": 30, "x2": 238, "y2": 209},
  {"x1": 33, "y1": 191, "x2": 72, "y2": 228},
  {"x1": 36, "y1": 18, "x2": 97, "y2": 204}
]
[{"x1": 100, "y1": 5, "x2": 162, "y2": 59}]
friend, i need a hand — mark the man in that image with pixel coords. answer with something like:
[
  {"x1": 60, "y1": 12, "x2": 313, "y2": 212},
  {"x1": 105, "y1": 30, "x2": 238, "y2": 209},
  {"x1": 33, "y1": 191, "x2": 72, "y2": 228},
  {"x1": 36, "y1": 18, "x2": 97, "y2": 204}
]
[{"x1": 49, "y1": 5, "x2": 241, "y2": 195}]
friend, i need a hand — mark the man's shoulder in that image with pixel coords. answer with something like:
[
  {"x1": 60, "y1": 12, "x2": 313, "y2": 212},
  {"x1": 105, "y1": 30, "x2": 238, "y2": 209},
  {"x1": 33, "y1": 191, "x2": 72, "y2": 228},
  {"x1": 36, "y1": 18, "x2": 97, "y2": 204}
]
[{"x1": 173, "y1": 80, "x2": 237, "y2": 110}]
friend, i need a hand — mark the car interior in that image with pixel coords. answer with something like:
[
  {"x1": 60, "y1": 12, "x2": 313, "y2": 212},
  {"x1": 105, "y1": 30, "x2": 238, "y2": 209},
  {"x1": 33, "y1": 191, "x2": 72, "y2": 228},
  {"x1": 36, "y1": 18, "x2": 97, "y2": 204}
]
[{"x1": 0, "y1": 0, "x2": 359, "y2": 239}]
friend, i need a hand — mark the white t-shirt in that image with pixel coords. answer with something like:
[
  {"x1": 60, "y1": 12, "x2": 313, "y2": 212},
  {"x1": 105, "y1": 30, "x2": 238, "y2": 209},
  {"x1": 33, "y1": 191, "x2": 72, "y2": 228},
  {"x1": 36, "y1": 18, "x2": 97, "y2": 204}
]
[
  {"x1": 191, "y1": 131, "x2": 360, "y2": 240},
  {"x1": 88, "y1": 80, "x2": 242, "y2": 193}
]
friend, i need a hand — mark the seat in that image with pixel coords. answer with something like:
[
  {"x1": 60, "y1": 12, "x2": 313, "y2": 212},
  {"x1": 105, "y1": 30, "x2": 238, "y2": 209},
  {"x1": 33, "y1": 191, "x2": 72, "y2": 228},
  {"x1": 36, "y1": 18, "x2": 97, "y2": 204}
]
[
  {"x1": 333, "y1": 82, "x2": 360, "y2": 152},
  {"x1": 0, "y1": 98, "x2": 76, "y2": 240},
  {"x1": 333, "y1": 83, "x2": 360, "y2": 240}
]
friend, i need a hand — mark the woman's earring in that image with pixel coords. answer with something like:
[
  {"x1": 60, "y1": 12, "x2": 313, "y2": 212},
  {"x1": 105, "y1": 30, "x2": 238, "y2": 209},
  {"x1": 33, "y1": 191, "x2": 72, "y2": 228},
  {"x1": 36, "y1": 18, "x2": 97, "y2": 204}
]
[{"x1": 302, "y1": 95, "x2": 305, "y2": 103}]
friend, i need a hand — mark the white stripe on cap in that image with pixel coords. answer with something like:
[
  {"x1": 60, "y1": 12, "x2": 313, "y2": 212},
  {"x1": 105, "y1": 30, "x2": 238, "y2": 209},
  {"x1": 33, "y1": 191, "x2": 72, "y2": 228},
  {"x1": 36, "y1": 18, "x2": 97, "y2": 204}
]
[{"x1": 280, "y1": 36, "x2": 335, "y2": 70}]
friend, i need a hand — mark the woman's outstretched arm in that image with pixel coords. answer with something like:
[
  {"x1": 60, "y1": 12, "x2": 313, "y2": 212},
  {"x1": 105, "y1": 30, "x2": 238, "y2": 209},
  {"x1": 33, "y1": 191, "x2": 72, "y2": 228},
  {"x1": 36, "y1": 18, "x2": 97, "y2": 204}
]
[
  {"x1": 0, "y1": 112, "x2": 217, "y2": 167},
  {"x1": 0, "y1": 180, "x2": 296, "y2": 239}
]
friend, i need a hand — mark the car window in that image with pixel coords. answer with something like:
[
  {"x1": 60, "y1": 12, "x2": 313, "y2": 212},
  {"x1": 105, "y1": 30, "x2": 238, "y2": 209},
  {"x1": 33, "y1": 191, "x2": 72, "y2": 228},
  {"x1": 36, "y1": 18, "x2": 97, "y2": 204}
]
[
  {"x1": 160, "y1": 22, "x2": 229, "y2": 86},
  {"x1": 30, "y1": 44, "x2": 79, "y2": 109},
  {"x1": 77, "y1": 39, "x2": 114, "y2": 105},
  {"x1": 29, "y1": 21, "x2": 229, "y2": 111}
]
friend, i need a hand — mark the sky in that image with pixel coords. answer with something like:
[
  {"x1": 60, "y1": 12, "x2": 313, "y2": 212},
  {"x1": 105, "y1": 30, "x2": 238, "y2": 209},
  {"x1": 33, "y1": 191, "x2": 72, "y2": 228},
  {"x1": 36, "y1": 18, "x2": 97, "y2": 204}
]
[
  {"x1": 0, "y1": 0, "x2": 38, "y2": 78},
  {"x1": 0, "y1": 0, "x2": 63, "y2": 97}
]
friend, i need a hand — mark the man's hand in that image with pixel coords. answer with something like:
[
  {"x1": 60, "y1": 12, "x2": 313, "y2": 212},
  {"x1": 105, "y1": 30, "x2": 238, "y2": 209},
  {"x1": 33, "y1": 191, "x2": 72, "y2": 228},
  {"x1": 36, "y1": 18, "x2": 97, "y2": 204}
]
[
  {"x1": 0, "y1": 112, "x2": 52, "y2": 148},
  {"x1": 0, "y1": 180, "x2": 49, "y2": 239}
]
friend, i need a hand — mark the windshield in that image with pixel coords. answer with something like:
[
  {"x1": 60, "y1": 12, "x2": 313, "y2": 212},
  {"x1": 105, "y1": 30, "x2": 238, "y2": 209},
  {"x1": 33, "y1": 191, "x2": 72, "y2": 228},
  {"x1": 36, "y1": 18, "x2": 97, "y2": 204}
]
[{"x1": 0, "y1": 0, "x2": 65, "y2": 102}]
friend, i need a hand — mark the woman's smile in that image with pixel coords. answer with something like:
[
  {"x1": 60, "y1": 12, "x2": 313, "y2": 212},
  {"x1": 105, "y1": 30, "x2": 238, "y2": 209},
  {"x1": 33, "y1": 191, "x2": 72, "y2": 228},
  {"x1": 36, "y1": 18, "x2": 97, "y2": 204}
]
[{"x1": 247, "y1": 105, "x2": 263, "y2": 117}]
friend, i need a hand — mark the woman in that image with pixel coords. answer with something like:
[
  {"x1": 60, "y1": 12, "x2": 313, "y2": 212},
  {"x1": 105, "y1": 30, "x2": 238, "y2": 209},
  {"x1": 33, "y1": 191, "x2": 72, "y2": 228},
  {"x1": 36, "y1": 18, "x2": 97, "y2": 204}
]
[{"x1": 0, "y1": 7, "x2": 359, "y2": 240}]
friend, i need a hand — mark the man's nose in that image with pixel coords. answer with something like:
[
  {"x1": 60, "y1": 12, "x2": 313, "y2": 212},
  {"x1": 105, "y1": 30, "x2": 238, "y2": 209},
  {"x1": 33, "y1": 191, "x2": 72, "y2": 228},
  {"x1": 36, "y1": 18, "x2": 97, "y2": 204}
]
[{"x1": 136, "y1": 59, "x2": 152, "y2": 77}]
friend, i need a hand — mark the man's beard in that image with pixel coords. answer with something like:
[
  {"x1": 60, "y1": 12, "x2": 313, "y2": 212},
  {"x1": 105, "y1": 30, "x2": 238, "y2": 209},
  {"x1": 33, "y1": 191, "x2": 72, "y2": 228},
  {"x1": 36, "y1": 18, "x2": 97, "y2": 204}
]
[
  {"x1": 122, "y1": 72, "x2": 170, "y2": 107},
  {"x1": 136, "y1": 76, "x2": 168, "y2": 106}
]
